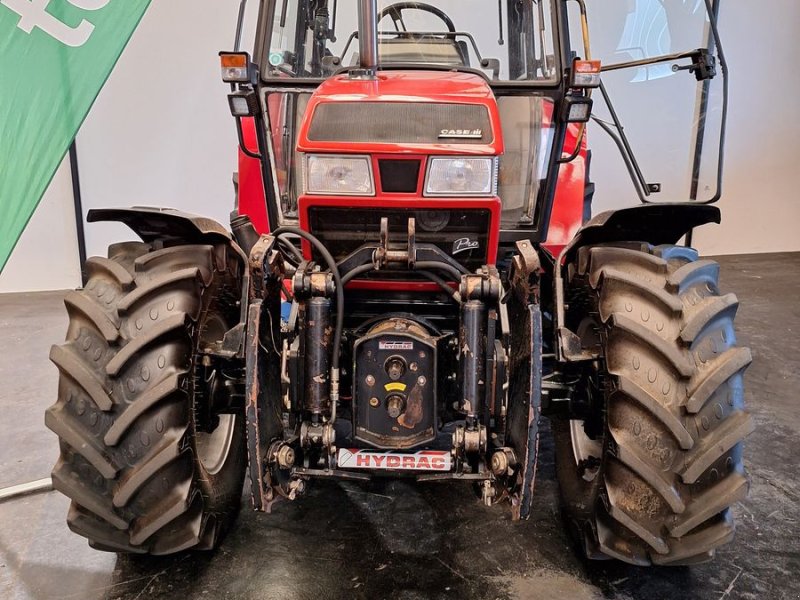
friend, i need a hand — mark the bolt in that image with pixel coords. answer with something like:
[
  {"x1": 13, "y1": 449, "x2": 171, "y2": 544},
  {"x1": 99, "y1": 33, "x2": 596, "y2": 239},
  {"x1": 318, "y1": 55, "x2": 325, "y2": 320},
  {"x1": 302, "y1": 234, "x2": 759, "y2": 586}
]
[
  {"x1": 418, "y1": 376, "x2": 427, "y2": 386},
  {"x1": 276, "y1": 445, "x2": 296, "y2": 469},
  {"x1": 490, "y1": 452, "x2": 509, "y2": 475},
  {"x1": 410, "y1": 362, "x2": 419, "y2": 372},
  {"x1": 386, "y1": 395, "x2": 405, "y2": 419},
  {"x1": 386, "y1": 357, "x2": 406, "y2": 381},
  {"x1": 369, "y1": 397, "x2": 380, "y2": 408},
  {"x1": 482, "y1": 480, "x2": 496, "y2": 507},
  {"x1": 365, "y1": 374, "x2": 376, "y2": 386}
]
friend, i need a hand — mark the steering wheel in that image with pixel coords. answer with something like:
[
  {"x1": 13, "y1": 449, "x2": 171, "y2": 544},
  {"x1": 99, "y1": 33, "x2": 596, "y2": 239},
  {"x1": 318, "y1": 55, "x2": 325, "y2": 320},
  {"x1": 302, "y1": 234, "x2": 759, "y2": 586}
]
[{"x1": 378, "y1": 2, "x2": 457, "y2": 34}]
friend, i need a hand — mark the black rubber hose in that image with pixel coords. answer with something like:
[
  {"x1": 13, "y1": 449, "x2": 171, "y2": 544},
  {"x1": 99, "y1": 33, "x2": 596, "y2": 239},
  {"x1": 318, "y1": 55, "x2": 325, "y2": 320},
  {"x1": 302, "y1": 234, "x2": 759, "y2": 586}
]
[
  {"x1": 342, "y1": 263, "x2": 459, "y2": 302},
  {"x1": 277, "y1": 237, "x2": 304, "y2": 265},
  {"x1": 415, "y1": 260, "x2": 465, "y2": 281},
  {"x1": 341, "y1": 264, "x2": 375, "y2": 285},
  {"x1": 272, "y1": 227, "x2": 344, "y2": 370},
  {"x1": 418, "y1": 270, "x2": 461, "y2": 302}
]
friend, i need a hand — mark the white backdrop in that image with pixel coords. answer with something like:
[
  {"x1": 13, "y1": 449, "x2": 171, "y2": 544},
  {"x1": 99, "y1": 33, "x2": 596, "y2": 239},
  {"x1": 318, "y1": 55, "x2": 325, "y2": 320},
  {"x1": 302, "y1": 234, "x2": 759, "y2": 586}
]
[{"x1": 1, "y1": 0, "x2": 798, "y2": 293}]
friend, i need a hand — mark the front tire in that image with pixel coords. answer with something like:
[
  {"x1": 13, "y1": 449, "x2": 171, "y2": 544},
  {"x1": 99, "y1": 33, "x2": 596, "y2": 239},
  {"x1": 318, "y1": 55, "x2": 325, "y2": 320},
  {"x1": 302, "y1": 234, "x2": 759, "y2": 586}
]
[
  {"x1": 46, "y1": 241, "x2": 247, "y2": 554},
  {"x1": 554, "y1": 243, "x2": 754, "y2": 565}
]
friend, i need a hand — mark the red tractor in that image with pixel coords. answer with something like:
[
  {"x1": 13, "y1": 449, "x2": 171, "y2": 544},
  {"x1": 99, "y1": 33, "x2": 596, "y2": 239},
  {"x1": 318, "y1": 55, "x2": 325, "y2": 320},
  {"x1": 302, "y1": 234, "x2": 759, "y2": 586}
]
[{"x1": 47, "y1": 0, "x2": 753, "y2": 565}]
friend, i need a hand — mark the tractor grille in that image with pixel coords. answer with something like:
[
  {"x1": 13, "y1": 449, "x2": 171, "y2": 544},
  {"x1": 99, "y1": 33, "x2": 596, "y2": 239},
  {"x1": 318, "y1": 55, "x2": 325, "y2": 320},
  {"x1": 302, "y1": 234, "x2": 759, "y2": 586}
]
[
  {"x1": 307, "y1": 102, "x2": 492, "y2": 145},
  {"x1": 307, "y1": 206, "x2": 491, "y2": 273}
]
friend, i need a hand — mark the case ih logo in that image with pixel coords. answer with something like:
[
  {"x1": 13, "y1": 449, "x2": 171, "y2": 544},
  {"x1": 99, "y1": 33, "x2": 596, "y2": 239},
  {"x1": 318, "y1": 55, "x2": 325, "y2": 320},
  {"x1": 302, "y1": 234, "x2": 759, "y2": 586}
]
[
  {"x1": 439, "y1": 128, "x2": 483, "y2": 139},
  {"x1": 379, "y1": 341, "x2": 414, "y2": 351},
  {"x1": 338, "y1": 449, "x2": 452, "y2": 471}
]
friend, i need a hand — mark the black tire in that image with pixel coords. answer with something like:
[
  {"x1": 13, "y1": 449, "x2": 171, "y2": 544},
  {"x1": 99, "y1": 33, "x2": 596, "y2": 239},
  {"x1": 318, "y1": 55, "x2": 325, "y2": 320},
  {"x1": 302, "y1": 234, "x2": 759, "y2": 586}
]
[
  {"x1": 553, "y1": 243, "x2": 754, "y2": 566},
  {"x1": 46, "y1": 240, "x2": 247, "y2": 555}
]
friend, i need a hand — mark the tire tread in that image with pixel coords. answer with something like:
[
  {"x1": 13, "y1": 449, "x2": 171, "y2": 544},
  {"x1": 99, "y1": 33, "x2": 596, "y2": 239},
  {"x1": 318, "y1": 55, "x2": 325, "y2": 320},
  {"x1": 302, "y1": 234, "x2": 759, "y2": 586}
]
[
  {"x1": 558, "y1": 243, "x2": 753, "y2": 566},
  {"x1": 48, "y1": 241, "x2": 245, "y2": 555}
]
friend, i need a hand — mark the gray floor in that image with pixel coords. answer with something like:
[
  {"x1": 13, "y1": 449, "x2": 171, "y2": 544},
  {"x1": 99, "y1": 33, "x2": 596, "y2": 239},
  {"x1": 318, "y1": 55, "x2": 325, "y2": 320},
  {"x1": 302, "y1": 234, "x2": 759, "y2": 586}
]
[{"x1": 1, "y1": 253, "x2": 798, "y2": 600}]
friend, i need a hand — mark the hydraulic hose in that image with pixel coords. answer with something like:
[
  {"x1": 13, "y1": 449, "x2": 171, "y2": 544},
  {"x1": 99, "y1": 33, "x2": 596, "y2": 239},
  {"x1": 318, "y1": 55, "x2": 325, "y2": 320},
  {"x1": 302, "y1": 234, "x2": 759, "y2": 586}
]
[
  {"x1": 277, "y1": 237, "x2": 304, "y2": 265},
  {"x1": 341, "y1": 263, "x2": 460, "y2": 302},
  {"x1": 272, "y1": 226, "x2": 344, "y2": 377},
  {"x1": 269, "y1": 227, "x2": 466, "y2": 422},
  {"x1": 341, "y1": 264, "x2": 375, "y2": 285},
  {"x1": 418, "y1": 270, "x2": 461, "y2": 302},
  {"x1": 415, "y1": 260, "x2": 467, "y2": 280}
]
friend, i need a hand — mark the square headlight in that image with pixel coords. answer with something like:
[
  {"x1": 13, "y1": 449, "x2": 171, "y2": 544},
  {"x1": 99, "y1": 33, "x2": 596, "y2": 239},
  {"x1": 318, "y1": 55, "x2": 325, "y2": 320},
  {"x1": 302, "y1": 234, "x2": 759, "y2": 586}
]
[
  {"x1": 304, "y1": 154, "x2": 375, "y2": 196},
  {"x1": 425, "y1": 157, "x2": 497, "y2": 197}
]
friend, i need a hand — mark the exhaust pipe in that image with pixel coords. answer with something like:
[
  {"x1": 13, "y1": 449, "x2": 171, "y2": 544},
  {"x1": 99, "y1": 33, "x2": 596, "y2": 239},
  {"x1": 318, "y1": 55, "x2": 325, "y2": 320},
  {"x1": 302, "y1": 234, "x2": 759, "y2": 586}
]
[{"x1": 357, "y1": 0, "x2": 379, "y2": 74}]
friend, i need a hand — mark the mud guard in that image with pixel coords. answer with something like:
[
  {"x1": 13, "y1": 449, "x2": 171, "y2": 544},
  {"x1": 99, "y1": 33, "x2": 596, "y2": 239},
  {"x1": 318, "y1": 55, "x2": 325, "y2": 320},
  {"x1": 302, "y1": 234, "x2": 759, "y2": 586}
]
[
  {"x1": 555, "y1": 203, "x2": 721, "y2": 361},
  {"x1": 560, "y1": 203, "x2": 721, "y2": 265},
  {"x1": 506, "y1": 303, "x2": 543, "y2": 520},
  {"x1": 87, "y1": 206, "x2": 233, "y2": 244},
  {"x1": 88, "y1": 206, "x2": 254, "y2": 358}
]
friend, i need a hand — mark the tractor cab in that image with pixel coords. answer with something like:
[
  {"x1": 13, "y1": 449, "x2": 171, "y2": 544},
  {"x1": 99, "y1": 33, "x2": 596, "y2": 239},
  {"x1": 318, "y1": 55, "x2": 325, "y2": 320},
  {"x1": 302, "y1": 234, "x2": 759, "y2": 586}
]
[{"x1": 230, "y1": 0, "x2": 575, "y2": 259}]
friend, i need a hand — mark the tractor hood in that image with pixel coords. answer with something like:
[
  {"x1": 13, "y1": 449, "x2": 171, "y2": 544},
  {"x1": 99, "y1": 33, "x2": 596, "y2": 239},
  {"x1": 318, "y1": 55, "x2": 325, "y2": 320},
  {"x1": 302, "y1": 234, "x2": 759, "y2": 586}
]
[{"x1": 296, "y1": 71, "x2": 503, "y2": 156}]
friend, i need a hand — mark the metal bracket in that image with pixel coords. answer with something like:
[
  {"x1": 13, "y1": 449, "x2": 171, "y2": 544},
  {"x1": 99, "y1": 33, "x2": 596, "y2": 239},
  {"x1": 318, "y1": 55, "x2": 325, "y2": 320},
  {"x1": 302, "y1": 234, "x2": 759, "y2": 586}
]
[
  {"x1": 673, "y1": 48, "x2": 717, "y2": 81},
  {"x1": 557, "y1": 327, "x2": 598, "y2": 362},
  {"x1": 248, "y1": 235, "x2": 283, "y2": 298},
  {"x1": 293, "y1": 264, "x2": 334, "y2": 299},
  {"x1": 460, "y1": 266, "x2": 501, "y2": 303},
  {"x1": 374, "y1": 217, "x2": 416, "y2": 269},
  {"x1": 510, "y1": 240, "x2": 541, "y2": 304},
  {"x1": 510, "y1": 304, "x2": 543, "y2": 521}
]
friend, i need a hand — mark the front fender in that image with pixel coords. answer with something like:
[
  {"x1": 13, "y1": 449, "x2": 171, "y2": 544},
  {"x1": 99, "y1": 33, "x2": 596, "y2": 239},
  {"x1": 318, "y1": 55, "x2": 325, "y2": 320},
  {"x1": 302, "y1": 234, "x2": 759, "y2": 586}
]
[
  {"x1": 561, "y1": 203, "x2": 721, "y2": 266},
  {"x1": 554, "y1": 203, "x2": 721, "y2": 362},
  {"x1": 89, "y1": 206, "x2": 252, "y2": 357},
  {"x1": 87, "y1": 206, "x2": 232, "y2": 245}
]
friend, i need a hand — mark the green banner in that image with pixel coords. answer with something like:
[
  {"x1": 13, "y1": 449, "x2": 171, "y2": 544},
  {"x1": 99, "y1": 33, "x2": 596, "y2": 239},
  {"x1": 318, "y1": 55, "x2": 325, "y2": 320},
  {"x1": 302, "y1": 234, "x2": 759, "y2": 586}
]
[{"x1": 0, "y1": 0, "x2": 151, "y2": 271}]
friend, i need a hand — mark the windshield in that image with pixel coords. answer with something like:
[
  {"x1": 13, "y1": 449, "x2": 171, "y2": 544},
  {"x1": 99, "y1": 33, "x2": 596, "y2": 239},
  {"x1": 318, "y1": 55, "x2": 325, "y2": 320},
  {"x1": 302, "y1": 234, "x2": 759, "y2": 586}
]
[
  {"x1": 263, "y1": 0, "x2": 559, "y2": 83},
  {"x1": 572, "y1": 0, "x2": 726, "y2": 205}
]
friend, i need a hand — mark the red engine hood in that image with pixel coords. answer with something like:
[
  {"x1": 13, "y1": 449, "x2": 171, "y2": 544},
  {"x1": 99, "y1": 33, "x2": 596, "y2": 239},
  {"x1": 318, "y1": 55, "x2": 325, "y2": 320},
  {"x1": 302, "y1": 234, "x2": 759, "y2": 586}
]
[{"x1": 296, "y1": 70, "x2": 503, "y2": 156}]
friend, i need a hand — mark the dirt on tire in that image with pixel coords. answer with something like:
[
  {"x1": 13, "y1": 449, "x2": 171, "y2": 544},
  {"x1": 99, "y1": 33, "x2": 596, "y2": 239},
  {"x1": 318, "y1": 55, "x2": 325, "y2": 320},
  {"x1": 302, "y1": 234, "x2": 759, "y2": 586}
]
[
  {"x1": 554, "y1": 243, "x2": 754, "y2": 566},
  {"x1": 46, "y1": 240, "x2": 246, "y2": 555}
]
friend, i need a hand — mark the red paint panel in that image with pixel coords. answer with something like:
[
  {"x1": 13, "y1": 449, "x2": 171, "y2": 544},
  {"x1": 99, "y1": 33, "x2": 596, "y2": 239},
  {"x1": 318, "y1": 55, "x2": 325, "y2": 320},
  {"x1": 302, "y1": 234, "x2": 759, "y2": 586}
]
[
  {"x1": 344, "y1": 279, "x2": 456, "y2": 293},
  {"x1": 237, "y1": 117, "x2": 269, "y2": 233},
  {"x1": 297, "y1": 71, "x2": 503, "y2": 157},
  {"x1": 240, "y1": 70, "x2": 588, "y2": 259},
  {"x1": 543, "y1": 119, "x2": 587, "y2": 257}
]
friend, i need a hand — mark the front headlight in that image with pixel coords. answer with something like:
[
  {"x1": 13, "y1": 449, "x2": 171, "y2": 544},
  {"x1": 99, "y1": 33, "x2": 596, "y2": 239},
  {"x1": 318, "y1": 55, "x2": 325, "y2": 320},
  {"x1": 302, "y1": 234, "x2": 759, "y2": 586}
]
[
  {"x1": 304, "y1": 154, "x2": 374, "y2": 196},
  {"x1": 425, "y1": 157, "x2": 497, "y2": 197}
]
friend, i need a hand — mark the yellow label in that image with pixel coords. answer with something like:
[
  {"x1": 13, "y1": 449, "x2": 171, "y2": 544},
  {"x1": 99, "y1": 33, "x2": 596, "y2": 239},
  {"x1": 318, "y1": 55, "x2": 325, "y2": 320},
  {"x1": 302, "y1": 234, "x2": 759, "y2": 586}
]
[{"x1": 384, "y1": 382, "x2": 407, "y2": 393}]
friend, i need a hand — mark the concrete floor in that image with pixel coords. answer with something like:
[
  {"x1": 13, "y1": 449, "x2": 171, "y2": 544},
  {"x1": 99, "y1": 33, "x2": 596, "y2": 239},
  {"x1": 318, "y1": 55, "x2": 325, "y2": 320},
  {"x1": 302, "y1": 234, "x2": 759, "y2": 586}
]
[{"x1": 1, "y1": 253, "x2": 798, "y2": 600}]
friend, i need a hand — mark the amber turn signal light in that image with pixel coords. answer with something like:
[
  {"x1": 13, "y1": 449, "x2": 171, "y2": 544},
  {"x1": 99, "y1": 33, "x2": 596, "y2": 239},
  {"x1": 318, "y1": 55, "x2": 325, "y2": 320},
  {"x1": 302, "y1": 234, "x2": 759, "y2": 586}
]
[
  {"x1": 220, "y1": 51, "x2": 252, "y2": 83},
  {"x1": 571, "y1": 59, "x2": 602, "y2": 88}
]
